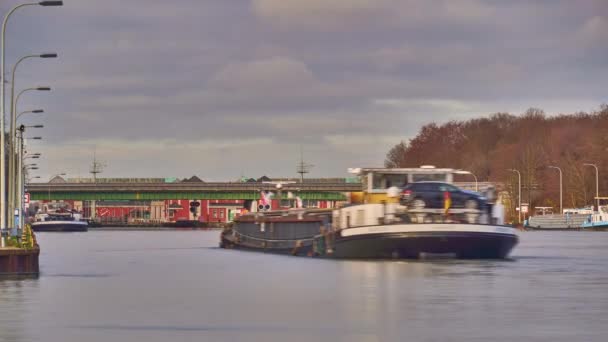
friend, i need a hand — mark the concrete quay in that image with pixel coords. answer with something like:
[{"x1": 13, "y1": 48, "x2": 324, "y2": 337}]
[
  {"x1": 0, "y1": 246, "x2": 40, "y2": 276},
  {"x1": 0, "y1": 227, "x2": 40, "y2": 276}
]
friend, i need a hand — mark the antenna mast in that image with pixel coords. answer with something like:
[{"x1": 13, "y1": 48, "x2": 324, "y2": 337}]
[
  {"x1": 296, "y1": 147, "x2": 314, "y2": 183},
  {"x1": 89, "y1": 149, "x2": 105, "y2": 183}
]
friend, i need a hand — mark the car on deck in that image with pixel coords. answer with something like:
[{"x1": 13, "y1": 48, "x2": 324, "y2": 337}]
[{"x1": 400, "y1": 181, "x2": 487, "y2": 210}]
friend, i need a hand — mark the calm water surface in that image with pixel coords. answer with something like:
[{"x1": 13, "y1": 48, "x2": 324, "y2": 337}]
[{"x1": 1, "y1": 230, "x2": 607, "y2": 342}]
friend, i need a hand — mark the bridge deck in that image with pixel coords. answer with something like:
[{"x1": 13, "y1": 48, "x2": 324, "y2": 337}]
[{"x1": 26, "y1": 182, "x2": 363, "y2": 201}]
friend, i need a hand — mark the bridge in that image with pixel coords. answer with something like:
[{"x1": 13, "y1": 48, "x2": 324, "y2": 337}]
[{"x1": 26, "y1": 181, "x2": 363, "y2": 201}]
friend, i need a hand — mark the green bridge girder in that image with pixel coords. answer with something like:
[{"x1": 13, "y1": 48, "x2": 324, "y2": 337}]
[{"x1": 30, "y1": 191, "x2": 348, "y2": 201}]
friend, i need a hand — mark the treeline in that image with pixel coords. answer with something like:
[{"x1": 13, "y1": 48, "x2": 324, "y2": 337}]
[{"x1": 385, "y1": 105, "x2": 608, "y2": 217}]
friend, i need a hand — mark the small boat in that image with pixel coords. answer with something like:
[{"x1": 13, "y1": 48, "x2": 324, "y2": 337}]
[
  {"x1": 31, "y1": 205, "x2": 88, "y2": 232},
  {"x1": 220, "y1": 166, "x2": 518, "y2": 259},
  {"x1": 581, "y1": 205, "x2": 608, "y2": 230}
]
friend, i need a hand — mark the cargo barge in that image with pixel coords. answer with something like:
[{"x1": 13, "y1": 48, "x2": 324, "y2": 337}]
[{"x1": 220, "y1": 167, "x2": 518, "y2": 259}]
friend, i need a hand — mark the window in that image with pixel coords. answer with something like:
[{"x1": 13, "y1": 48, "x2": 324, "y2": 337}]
[
  {"x1": 416, "y1": 183, "x2": 435, "y2": 191},
  {"x1": 412, "y1": 174, "x2": 447, "y2": 182},
  {"x1": 438, "y1": 184, "x2": 458, "y2": 192},
  {"x1": 386, "y1": 174, "x2": 408, "y2": 188},
  {"x1": 212, "y1": 209, "x2": 218, "y2": 219}
]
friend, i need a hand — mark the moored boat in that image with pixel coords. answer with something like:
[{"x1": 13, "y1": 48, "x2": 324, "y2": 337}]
[
  {"x1": 581, "y1": 205, "x2": 608, "y2": 230},
  {"x1": 31, "y1": 208, "x2": 88, "y2": 232}
]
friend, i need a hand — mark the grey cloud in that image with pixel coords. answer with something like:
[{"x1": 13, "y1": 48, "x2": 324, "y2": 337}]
[{"x1": 1, "y1": 0, "x2": 605, "y2": 180}]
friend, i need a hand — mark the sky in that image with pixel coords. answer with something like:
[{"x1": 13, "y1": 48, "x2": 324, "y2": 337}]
[{"x1": 1, "y1": 0, "x2": 606, "y2": 181}]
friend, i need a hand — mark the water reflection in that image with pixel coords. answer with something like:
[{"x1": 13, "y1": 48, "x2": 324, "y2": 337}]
[
  {"x1": 0, "y1": 279, "x2": 39, "y2": 342},
  {"x1": 0, "y1": 231, "x2": 606, "y2": 342}
]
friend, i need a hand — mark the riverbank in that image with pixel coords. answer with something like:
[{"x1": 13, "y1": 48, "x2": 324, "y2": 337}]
[
  {"x1": 0, "y1": 225, "x2": 40, "y2": 276},
  {"x1": 0, "y1": 247, "x2": 40, "y2": 276}
]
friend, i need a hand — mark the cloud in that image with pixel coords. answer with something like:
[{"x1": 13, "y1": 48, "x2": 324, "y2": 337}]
[
  {"x1": 252, "y1": 0, "x2": 497, "y2": 31},
  {"x1": 2, "y1": 0, "x2": 605, "y2": 181},
  {"x1": 578, "y1": 15, "x2": 608, "y2": 46},
  {"x1": 252, "y1": 0, "x2": 390, "y2": 29}
]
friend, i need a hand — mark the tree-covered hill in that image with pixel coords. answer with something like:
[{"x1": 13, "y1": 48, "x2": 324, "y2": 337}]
[{"x1": 385, "y1": 105, "x2": 608, "y2": 215}]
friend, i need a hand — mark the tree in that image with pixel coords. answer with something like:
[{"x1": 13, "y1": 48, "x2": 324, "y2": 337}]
[{"x1": 384, "y1": 105, "x2": 608, "y2": 213}]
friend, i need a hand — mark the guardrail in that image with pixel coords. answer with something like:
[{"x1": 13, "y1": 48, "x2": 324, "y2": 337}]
[{"x1": 26, "y1": 182, "x2": 363, "y2": 192}]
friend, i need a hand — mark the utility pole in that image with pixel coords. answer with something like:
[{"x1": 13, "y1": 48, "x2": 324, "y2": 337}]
[
  {"x1": 89, "y1": 149, "x2": 105, "y2": 220},
  {"x1": 296, "y1": 146, "x2": 313, "y2": 183},
  {"x1": 548, "y1": 166, "x2": 563, "y2": 214},
  {"x1": 583, "y1": 163, "x2": 599, "y2": 211},
  {"x1": 508, "y1": 169, "x2": 522, "y2": 224}
]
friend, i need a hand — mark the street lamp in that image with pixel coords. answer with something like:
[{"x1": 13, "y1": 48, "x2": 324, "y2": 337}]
[
  {"x1": 9, "y1": 88, "x2": 50, "y2": 220},
  {"x1": 583, "y1": 163, "x2": 599, "y2": 211},
  {"x1": 17, "y1": 109, "x2": 44, "y2": 120},
  {"x1": 1, "y1": 1, "x2": 63, "y2": 229},
  {"x1": 15, "y1": 87, "x2": 51, "y2": 108},
  {"x1": 548, "y1": 166, "x2": 563, "y2": 214},
  {"x1": 9, "y1": 56, "x2": 54, "y2": 217},
  {"x1": 508, "y1": 169, "x2": 522, "y2": 224},
  {"x1": 455, "y1": 170, "x2": 478, "y2": 192},
  {"x1": 18, "y1": 133, "x2": 42, "y2": 229},
  {"x1": 11, "y1": 53, "x2": 56, "y2": 151}
]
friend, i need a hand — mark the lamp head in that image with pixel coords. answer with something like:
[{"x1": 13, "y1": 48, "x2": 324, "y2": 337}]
[{"x1": 39, "y1": 1, "x2": 63, "y2": 6}]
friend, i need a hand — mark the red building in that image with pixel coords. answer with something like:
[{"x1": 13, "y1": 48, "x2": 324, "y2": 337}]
[{"x1": 34, "y1": 198, "x2": 336, "y2": 225}]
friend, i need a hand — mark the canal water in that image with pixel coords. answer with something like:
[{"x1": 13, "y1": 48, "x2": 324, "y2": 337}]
[{"x1": 1, "y1": 230, "x2": 607, "y2": 342}]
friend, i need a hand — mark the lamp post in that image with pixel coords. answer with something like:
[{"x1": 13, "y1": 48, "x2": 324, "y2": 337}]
[
  {"x1": 583, "y1": 163, "x2": 599, "y2": 211},
  {"x1": 10, "y1": 56, "x2": 54, "y2": 213},
  {"x1": 11, "y1": 53, "x2": 56, "y2": 153},
  {"x1": 9, "y1": 87, "x2": 50, "y2": 220},
  {"x1": 19, "y1": 136, "x2": 42, "y2": 228},
  {"x1": 455, "y1": 170, "x2": 478, "y2": 192},
  {"x1": 548, "y1": 166, "x2": 563, "y2": 214},
  {"x1": 508, "y1": 169, "x2": 521, "y2": 224},
  {"x1": 1, "y1": 0, "x2": 63, "y2": 230},
  {"x1": 17, "y1": 109, "x2": 44, "y2": 120}
]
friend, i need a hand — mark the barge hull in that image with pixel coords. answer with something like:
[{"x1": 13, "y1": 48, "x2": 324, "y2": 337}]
[
  {"x1": 220, "y1": 234, "x2": 313, "y2": 256},
  {"x1": 31, "y1": 223, "x2": 88, "y2": 232},
  {"x1": 329, "y1": 231, "x2": 517, "y2": 259}
]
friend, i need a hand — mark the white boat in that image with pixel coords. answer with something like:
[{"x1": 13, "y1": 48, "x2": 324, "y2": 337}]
[
  {"x1": 581, "y1": 206, "x2": 608, "y2": 230},
  {"x1": 31, "y1": 204, "x2": 88, "y2": 232}
]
